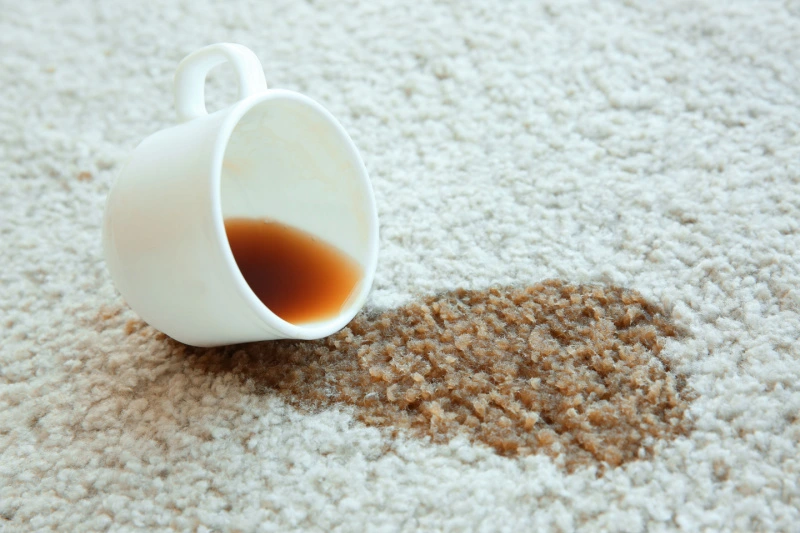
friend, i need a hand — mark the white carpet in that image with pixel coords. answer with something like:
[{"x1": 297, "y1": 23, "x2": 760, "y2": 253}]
[{"x1": 2, "y1": 0, "x2": 800, "y2": 530}]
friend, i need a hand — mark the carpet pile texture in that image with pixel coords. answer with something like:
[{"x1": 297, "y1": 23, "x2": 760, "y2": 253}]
[{"x1": 2, "y1": 0, "x2": 799, "y2": 530}]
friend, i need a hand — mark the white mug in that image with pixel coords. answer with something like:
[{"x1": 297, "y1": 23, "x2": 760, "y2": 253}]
[{"x1": 103, "y1": 43, "x2": 379, "y2": 347}]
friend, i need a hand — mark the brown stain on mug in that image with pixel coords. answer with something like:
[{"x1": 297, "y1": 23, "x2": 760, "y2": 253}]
[{"x1": 121, "y1": 280, "x2": 693, "y2": 472}]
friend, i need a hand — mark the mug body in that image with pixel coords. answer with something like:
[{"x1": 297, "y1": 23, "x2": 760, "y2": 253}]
[{"x1": 103, "y1": 90, "x2": 379, "y2": 346}]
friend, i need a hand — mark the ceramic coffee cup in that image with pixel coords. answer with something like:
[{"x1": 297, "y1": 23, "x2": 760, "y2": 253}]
[{"x1": 103, "y1": 43, "x2": 379, "y2": 347}]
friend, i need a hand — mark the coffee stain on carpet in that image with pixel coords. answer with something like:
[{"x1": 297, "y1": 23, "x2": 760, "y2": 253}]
[{"x1": 121, "y1": 280, "x2": 693, "y2": 471}]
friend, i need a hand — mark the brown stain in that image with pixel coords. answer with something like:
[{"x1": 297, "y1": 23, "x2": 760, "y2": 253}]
[{"x1": 122, "y1": 280, "x2": 693, "y2": 471}]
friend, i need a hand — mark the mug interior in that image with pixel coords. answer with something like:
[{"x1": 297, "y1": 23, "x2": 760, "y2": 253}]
[{"x1": 217, "y1": 93, "x2": 376, "y2": 331}]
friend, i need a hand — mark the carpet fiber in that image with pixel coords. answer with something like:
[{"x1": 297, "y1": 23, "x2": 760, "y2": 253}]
[{"x1": 2, "y1": 0, "x2": 800, "y2": 531}]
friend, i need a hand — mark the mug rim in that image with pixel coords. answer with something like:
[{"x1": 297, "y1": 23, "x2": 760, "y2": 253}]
[{"x1": 209, "y1": 89, "x2": 379, "y2": 340}]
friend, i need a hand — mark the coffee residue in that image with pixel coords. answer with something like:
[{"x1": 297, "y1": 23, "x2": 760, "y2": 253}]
[
  {"x1": 160, "y1": 280, "x2": 692, "y2": 471},
  {"x1": 224, "y1": 218, "x2": 362, "y2": 325}
]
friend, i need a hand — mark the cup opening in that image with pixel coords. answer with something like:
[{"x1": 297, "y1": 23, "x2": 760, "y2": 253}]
[{"x1": 217, "y1": 93, "x2": 376, "y2": 332}]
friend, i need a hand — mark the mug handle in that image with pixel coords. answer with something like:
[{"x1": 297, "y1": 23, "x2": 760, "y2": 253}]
[{"x1": 174, "y1": 43, "x2": 268, "y2": 123}]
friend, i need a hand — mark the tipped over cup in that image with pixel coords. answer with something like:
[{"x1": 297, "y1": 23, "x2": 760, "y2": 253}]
[{"x1": 103, "y1": 43, "x2": 379, "y2": 347}]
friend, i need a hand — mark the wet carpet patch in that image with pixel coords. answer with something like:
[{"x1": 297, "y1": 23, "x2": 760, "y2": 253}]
[{"x1": 126, "y1": 280, "x2": 693, "y2": 471}]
